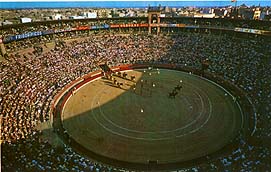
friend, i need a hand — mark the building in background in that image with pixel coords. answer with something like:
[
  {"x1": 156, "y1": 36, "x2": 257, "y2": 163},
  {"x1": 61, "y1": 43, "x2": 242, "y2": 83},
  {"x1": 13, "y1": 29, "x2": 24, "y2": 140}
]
[
  {"x1": 253, "y1": 8, "x2": 261, "y2": 20},
  {"x1": 20, "y1": 17, "x2": 32, "y2": 23},
  {"x1": 84, "y1": 12, "x2": 97, "y2": 18},
  {"x1": 50, "y1": 14, "x2": 62, "y2": 20}
]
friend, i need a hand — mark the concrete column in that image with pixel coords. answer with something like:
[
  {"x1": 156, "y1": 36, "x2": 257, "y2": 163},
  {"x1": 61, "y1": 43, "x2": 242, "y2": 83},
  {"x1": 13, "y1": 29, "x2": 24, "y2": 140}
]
[
  {"x1": 157, "y1": 16, "x2": 161, "y2": 34},
  {"x1": 0, "y1": 42, "x2": 6, "y2": 57},
  {"x1": 148, "y1": 13, "x2": 152, "y2": 34}
]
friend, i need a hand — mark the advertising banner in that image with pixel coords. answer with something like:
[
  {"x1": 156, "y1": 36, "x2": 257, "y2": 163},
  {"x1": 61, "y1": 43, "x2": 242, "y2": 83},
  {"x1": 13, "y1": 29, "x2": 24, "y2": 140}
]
[
  {"x1": 90, "y1": 24, "x2": 110, "y2": 29},
  {"x1": 3, "y1": 36, "x2": 14, "y2": 43},
  {"x1": 110, "y1": 24, "x2": 120, "y2": 28},
  {"x1": 16, "y1": 31, "x2": 42, "y2": 39},
  {"x1": 234, "y1": 27, "x2": 263, "y2": 35},
  {"x1": 110, "y1": 23, "x2": 148, "y2": 28},
  {"x1": 139, "y1": 23, "x2": 148, "y2": 27},
  {"x1": 76, "y1": 26, "x2": 90, "y2": 31},
  {"x1": 65, "y1": 27, "x2": 73, "y2": 32},
  {"x1": 185, "y1": 25, "x2": 200, "y2": 28},
  {"x1": 103, "y1": 24, "x2": 110, "y2": 29},
  {"x1": 91, "y1": 25, "x2": 98, "y2": 29},
  {"x1": 119, "y1": 24, "x2": 140, "y2": 28},
  {"x1": 261, "y1": 30, "x2": 271, "y2": 36},
  {"x1": 168, "y1": 24, "x2": 177, "y2": 27},
  {"x1": 4, "y1": 31, "x2": 43, "y2": 42},
  {"x1": 42, "y1": 29, "x2": 55, "y2": 35},
  {"x1": 159, "y1": 23, "x2": 169, "y2": 27},
  {"x1": 54, "y1": 29, "x2": 66, "y2": 33},
  {"x1": 176, "y1": 24, "x2": 186, "y2": 27},
  {"x1": 150, "y1": 23, "x2": 159, "y2": 27}
]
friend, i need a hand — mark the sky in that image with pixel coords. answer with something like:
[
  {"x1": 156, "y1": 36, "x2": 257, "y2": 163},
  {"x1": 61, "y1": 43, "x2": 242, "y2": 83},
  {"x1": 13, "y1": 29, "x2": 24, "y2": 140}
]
[{"x1": 0, "y1": 0, "x2": 270, "y2": 1}]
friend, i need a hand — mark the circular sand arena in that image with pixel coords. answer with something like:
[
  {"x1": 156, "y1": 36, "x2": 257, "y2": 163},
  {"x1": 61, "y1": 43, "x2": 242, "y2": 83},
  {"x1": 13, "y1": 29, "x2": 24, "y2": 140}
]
[{"x1": 59, "y1": 68, "x2": 244, "y2": 170}]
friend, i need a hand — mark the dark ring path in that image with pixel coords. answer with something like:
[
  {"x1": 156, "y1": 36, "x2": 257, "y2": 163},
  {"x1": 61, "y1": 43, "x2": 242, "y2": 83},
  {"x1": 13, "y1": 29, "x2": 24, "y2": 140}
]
[{"x1": 52, "y1": 64, "x2": 253, "y2": 171}]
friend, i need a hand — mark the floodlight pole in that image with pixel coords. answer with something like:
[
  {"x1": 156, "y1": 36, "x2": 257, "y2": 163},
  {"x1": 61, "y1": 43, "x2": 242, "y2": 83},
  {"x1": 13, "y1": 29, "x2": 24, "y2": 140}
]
[{"x1": 234, "y1": 0, "x2": 238, "y2": 18}]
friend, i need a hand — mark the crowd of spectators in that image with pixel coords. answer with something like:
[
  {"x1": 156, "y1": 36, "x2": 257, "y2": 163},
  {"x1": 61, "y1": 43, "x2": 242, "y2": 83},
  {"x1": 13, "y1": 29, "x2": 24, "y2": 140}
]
[
  {"x1": 1, "y1": 30, "x2": 270, "y2": 171},
  {"x1": 158, "y1": 33, "x2": 271, "y2": 171},
  {"x1": 0, "y1": 17, "x2": 147, "y2": 40},
  {"x1": 1, "y1": 16, "x2": 270, "y2": 52}
]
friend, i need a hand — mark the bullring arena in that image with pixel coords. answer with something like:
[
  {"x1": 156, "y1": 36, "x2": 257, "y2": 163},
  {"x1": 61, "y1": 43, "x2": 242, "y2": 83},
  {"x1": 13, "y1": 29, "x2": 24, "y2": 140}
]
[
  {"x1": 55, "y1": 64, "x2": 245, "y2": 170},
  {"x1": 1, "y1": 8, "x2": 271, "y2": 172}
]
